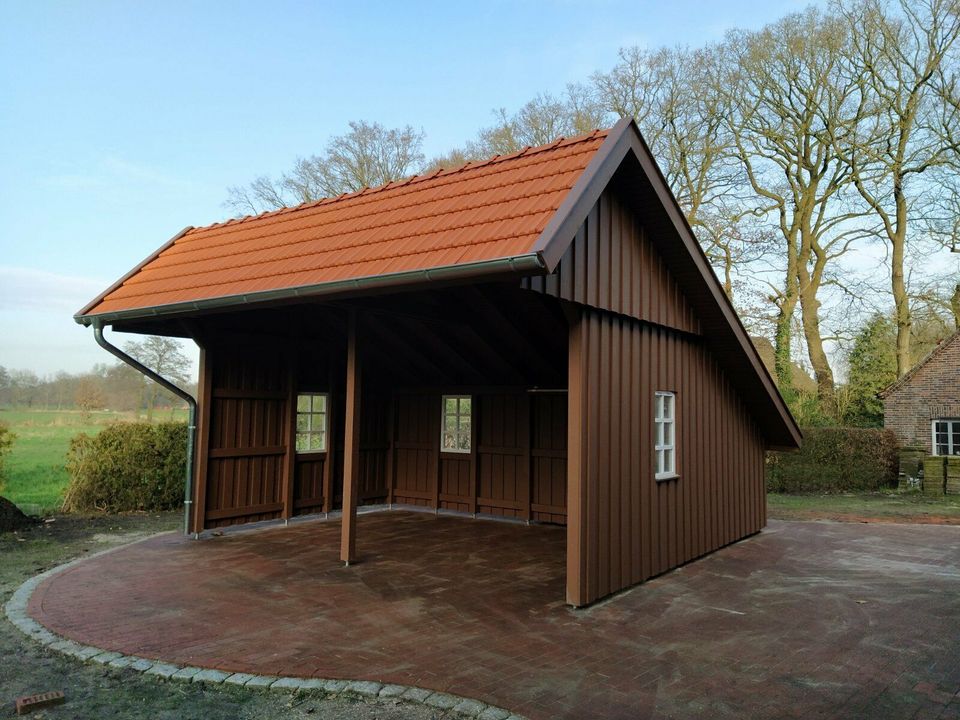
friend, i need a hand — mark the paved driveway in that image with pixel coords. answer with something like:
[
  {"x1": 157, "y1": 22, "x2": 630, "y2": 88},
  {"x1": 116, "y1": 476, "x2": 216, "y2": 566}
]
[{"x1": 26, "y1": 512, "x2": 960, "y2": 719}]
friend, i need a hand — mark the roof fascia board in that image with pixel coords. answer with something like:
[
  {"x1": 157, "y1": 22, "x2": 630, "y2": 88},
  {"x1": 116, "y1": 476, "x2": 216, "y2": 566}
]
[
  {"x1": 532, "y1": 117, "x2": 634, "y2": 270},
  {"x1": 533, "y1": 118, "x2": 801, "y2": 448},
  {"x1": 75, "y1": 226, "x2": 194, "y2": 318},
  {"x1": 75, "y1": 253, "x2": 546, "y2": 326}
]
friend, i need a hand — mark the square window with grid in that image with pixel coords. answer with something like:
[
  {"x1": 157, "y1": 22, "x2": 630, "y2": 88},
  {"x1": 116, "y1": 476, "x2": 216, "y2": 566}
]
[
  {"x1": 296, "y1": 393, "x2": 328, "y2": 453},
  {"x1": 934, "y1": 419, "x2": 960, "y2": 456},
  {"x1": 655, "y1": 391, "x2": 676, "y2": 479},
  {"x1": 441, "y1": 395, "x2": 472, "y2": 453}
]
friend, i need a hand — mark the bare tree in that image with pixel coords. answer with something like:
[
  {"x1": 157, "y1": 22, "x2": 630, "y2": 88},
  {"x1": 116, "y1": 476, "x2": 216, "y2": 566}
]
[
  {"x1": 123, "y1": 337, "x2": 190, "y2": 422},
  {"x1": 836, "y1": 0, "x2": 960, "y2": 376},
  {"x1": 724, "y1": 8, "x2": 869, "y2": 402},
  {"x1": 226, "y1": 121, "x2": 426, "y2": 214}
]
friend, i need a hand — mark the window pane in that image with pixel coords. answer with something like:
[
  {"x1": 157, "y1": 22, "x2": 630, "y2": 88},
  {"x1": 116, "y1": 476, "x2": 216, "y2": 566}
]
[
  {"x1": 296, "y1": 414, "x2": 309, "y2": 432},
  {"x1": 445, "y1": 397, "x2": 457, "y2": 414},
  {"x1": 309, "y1": 432, "x2": 324, "y2": 451},
  {"x1": 316, "y1": 395, "x2": 326, "y2": 411},
  {"x1": 457, "y1": 430, "x2": 471, "y2": 451},
  {"x1": 459, "y1": 397, "x2": 472, "y2": 414},
  {"x1": 442, "y1": 431, "x2": 456, "y2": 451},
  {"x1": 656, "y1": 419, "x2": 664, "y2": 446},
  {"x1": 664, "y1": 421, "x2": 673, "y2": 447},
  {"x1": 297, "y1": 395, "x2": 311, "y2": 412},
  {"x1": 312, "y1": 413, "x2": 325, "y2": 432},
  {"x1": 656, "y1": 394, "x2": 664, "y2": 419},
  {"x1": 296, "y1": 433, "x2": 308, "y2": 452},
  {"x1": 460, "y1": 415, "x2": 471, "y2": 436},
  {"x1": 443, "y1": 415, "x2": 456, "y2": 433},
  {"x1": 656, "y1": 449, "x2": 664, "y2": 474}
]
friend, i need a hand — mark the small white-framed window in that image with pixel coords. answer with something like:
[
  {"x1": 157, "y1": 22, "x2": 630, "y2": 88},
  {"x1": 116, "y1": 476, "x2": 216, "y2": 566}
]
[
  {"x1": 933, "y1": 419, "x2": 960, "y2": 456},
  {"x1": 296, "y1": 393, "x2": 328, "y2": 453},
  {"x1": 655, "y1": 391, "x2": 676, "y2": 479},
  {"x1": 441, "y1": 395, "x2": 472, "y2": 453}
]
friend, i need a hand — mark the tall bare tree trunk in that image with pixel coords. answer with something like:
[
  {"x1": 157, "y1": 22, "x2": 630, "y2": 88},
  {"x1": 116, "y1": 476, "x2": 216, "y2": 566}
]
[
  {"x1": 892, "y1": 184, "x2": 912, "y2": 376},
  {"x1": 951, "y1": 283, "x2": 960, "y2": 330},
  {"x1": 775, "y1": 252, "x2": 799, "y2": 396},
  {"x1": 799, "y1": 280, "x2": 835, "y2": 402}
]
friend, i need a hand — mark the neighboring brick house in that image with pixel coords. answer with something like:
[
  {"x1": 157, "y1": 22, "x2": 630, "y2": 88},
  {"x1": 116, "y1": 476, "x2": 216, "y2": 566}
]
[{"x1": 881, "y1": 330, "x2": 960, "y2": 455}]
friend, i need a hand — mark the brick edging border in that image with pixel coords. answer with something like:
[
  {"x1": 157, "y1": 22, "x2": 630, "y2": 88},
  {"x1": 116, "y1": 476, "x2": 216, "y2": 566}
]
[{"x1": 4, "y1": 533, "x2": 523, "y2": 720}]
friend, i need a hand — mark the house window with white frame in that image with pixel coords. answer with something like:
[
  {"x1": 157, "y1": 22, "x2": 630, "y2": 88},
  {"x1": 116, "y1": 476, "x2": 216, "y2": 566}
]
[
  {"x1": 296, "y1": 393, "x2": 328, "y2": 453},
  {"x1": 933, "y1": 419, "x2": 960, "y2": 456},
  {"x1": 655, "y1": 391, "x2": 676, "y2": 479},
  {"x1": 441, "y1": 395, "x2": 472, "y2": 453}
]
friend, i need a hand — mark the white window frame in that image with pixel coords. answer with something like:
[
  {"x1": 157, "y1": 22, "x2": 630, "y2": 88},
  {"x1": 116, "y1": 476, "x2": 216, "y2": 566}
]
[
  {"x1": 295, "y1": 393, "x2": 329, "y2": 454},
  {"x1": 441, "y1": 395, "x2": 472, "y2": 454},
  {"x1": 655, "y1": 391, "x2": 677, "y2": 480},
  {"x1": 932, "y1": 418, "x2": 960, "y2": 456}
]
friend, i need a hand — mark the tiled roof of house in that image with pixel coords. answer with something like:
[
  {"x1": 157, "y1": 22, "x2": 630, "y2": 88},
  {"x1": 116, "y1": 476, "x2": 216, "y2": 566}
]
[
  {"x1": 78, "y1": 130, "x2": 609, "y2": 318},
  {"x1": 879, "y1": 329, "x2": 960, "y2": 398}
]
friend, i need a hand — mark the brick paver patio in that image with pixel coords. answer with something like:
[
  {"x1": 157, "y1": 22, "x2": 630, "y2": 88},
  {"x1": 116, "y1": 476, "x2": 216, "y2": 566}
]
[{"x1": 26, "y1": 512, "x2": 960, "y2": 719}]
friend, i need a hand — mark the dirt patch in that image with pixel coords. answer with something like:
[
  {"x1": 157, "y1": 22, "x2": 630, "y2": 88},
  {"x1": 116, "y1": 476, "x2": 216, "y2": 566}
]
[{"x1": 0, "y1": 496, "x2": 34, "y2": 533}]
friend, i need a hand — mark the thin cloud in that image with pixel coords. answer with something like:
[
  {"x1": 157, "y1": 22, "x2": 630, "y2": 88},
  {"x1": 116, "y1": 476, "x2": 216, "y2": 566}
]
[{"x1": 0, "y1": 266, "x2": 107, "y2": 313}]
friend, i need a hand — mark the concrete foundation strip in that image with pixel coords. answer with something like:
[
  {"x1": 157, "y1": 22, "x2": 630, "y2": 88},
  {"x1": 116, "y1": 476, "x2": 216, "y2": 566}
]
[{"x1": 4, "y1": 534, "x2": 523, "y2": 720}]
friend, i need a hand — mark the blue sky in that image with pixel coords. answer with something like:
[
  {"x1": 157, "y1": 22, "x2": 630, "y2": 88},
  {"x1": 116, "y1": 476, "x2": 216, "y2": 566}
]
[{"x1": 0, "y1": 0, "x2": 820, "y2": 375}]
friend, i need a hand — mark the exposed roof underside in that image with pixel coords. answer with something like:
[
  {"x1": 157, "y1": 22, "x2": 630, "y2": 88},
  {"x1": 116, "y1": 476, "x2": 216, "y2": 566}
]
[
  {"x1": 879, "y1": 328, "x2": 960, "y2": 398},
  {"x1": 76, "y1": 119, "x2": 800, "y2": 448}
]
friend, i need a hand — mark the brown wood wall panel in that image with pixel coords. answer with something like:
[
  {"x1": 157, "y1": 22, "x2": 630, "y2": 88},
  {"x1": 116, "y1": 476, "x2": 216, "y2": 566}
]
[
  {"x1": 390, "y1": 391, "x2": 567, "y2": 522},
  {"x1": 202, "y1": 349, "x2": 289, "y2": 528},
  {"x1": 567, "y1": 306, "x2": 766, "y2": 606},
  {"x1": 524, "y1": 189, "x2": 700, "y2": 335},
  {"x1": 293, "y1": 457, "x2": 325, "y2": 515}
]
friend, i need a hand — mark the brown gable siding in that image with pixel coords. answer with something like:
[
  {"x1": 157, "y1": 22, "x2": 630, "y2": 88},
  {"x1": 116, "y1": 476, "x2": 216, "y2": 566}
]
[
  {"x1": 883, "y1": 335, "x2": 960, "y2": 452},
  {"x1": 523, "y1": 188, "x2": 700, "y2": 335}
]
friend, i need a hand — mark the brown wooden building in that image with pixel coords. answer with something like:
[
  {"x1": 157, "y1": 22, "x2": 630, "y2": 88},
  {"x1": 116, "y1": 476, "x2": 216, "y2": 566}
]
[{"x1": 76, "y1": 119, "x2": 800, "y2": 607}]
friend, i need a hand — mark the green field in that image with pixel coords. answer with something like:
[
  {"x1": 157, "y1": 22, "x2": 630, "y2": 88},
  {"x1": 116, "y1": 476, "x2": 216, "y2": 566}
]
[{"x1": 0, "y1": 408, "x2": 187, "y2": 515}]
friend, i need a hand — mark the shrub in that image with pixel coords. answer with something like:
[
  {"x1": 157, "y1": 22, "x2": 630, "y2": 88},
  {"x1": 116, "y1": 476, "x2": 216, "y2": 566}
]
[
  {"x1": 64, "y1": 422, "x2": 187, "y2": 513},
  {"x1": 0, "y1": 421, "x2": 15, "y2": 495},
  {"x1": 766, "y1": 426, "x2": 899, "y2": 494}
]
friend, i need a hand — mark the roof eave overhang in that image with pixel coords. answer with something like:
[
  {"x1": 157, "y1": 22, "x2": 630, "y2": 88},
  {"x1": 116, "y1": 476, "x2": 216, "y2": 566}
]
[{"x1": 75, "y1": 252, "x2": 547, "y2": 327}]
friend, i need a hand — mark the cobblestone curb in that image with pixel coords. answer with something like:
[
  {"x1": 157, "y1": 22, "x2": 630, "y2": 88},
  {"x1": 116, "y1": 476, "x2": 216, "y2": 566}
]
[{"x1": 4, "y1": 535, "x2": 524, "y2": 720}]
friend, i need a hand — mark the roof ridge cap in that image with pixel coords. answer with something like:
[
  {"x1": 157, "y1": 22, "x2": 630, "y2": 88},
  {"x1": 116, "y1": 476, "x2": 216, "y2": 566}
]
[{"x1": 199, "y1": 129, "x2": 611, "y2": 232}]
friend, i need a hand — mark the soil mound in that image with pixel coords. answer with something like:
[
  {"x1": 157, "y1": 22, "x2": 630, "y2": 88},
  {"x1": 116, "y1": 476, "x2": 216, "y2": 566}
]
[{"x1": 0, "y1": 496, "x2": 33, "y2": 532}]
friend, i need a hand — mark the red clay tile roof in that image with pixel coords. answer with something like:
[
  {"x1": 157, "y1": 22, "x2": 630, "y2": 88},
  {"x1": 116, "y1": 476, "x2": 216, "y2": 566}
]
[{"x1": 79, "y1": 130, "x2": 609, "y2": 319}]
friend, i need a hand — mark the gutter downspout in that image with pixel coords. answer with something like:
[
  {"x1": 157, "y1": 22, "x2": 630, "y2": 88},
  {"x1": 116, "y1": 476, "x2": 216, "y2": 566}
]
[{"x1": 93, "y1": 322, "x2": 197, "y2": 537}]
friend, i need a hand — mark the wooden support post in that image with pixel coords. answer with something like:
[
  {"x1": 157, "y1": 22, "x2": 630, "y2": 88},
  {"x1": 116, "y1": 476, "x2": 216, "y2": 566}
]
[
  {"x1": 192, "y1": 346, "x2": 213, "y2": 535},
  {"x1": 521, "y1": 392, "x2": 532, "y2": 523},
  {"x1": 566, "y1": 308, "x2": 587, "y2": 607},
  {"x1": 340, "y1": 310, "x2": 361, "y2": 565},
  {"x1": 322, "y1": 363, "x2": 336, "y2": 514},
  {"x1": 281, "y1": 347, "x2": 297, "y2": 521}
]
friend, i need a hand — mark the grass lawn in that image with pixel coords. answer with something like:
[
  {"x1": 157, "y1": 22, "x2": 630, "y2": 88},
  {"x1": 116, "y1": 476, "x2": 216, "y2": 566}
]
[
  {"x1": 0, "y1": 408, "x2": 187, "y2": 515},
  {"x1": 1, "y1": 514, "x2": 431, "y2": 719},
  {"x1": 767, "y1": 491, "x2": 960, "y2": 524}
]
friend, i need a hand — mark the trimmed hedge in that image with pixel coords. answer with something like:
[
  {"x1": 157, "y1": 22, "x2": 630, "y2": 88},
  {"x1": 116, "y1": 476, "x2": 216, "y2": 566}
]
[
  {"x1": 766, "y1": 426, "x2": 899, "y2": 494},
  {"x1": 64, "y1": 422, "x2": 187, "y2": 513}
]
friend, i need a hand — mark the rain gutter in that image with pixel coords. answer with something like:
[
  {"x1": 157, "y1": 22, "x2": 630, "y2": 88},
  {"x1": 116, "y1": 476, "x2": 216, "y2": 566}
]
[
  {"x1": 75, "y1": 253, "x2": 547, "y2": 326},
  {"x1": 92, "y1": 322, "x2": 197, "y2": 536}
]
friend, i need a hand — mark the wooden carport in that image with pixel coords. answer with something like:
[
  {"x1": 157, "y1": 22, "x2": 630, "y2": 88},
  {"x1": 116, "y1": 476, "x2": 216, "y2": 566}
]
[{"x1": 75, "y1": 119, "x2": 801, "y2": 606}]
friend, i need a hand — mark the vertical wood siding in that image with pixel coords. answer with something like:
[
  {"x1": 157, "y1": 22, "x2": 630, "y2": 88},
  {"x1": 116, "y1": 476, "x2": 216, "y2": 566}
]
[
  {"x1": 566, "y1": 307, "x2": 766, "y2": 606},
  {"x1": 391, "y1": 391, "x2": 568, "y2": 522},
  {"x1": 203, "y1": 348, "x2": 289, "y2": 528},
  {"x1": 524, "y1": 189, "x2": 700, "y2": 336}
]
